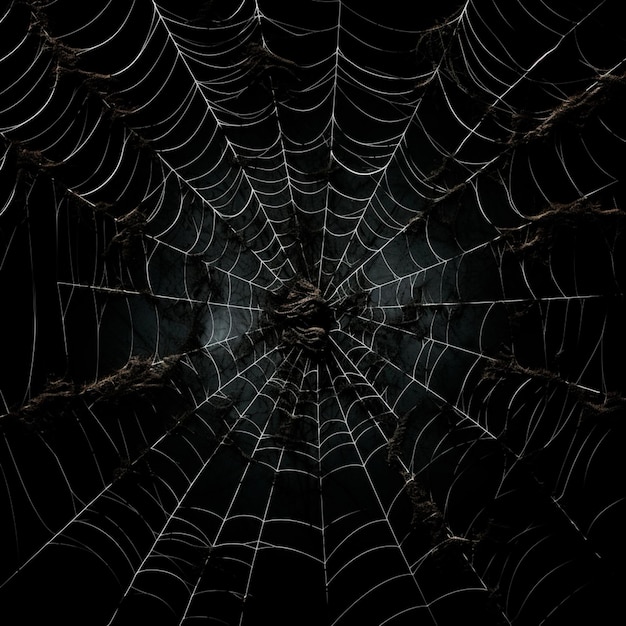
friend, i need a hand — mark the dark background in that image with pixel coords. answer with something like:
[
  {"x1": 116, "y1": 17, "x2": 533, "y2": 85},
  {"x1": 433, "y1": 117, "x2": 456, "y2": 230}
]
[{"x1": 0, "y1": 1, "x2": 624, "y2": 624}]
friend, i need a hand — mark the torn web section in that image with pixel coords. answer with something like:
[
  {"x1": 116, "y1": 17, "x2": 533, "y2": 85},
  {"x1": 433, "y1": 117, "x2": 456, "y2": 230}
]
[
  {"x1": 0, "y1": 182, "x2": 189, "y2": 620},
  {"x1": 0, "y1": 170, "x2": 69, "y2": 411},
  {"x1": 0, "y1": 157, "x2": 111, "y2": 592}
]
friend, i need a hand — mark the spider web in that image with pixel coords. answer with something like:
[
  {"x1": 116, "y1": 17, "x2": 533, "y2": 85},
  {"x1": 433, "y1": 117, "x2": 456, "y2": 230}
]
[{"x1": 1, "y1": 0, "x2": 624, "y2": 623}]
